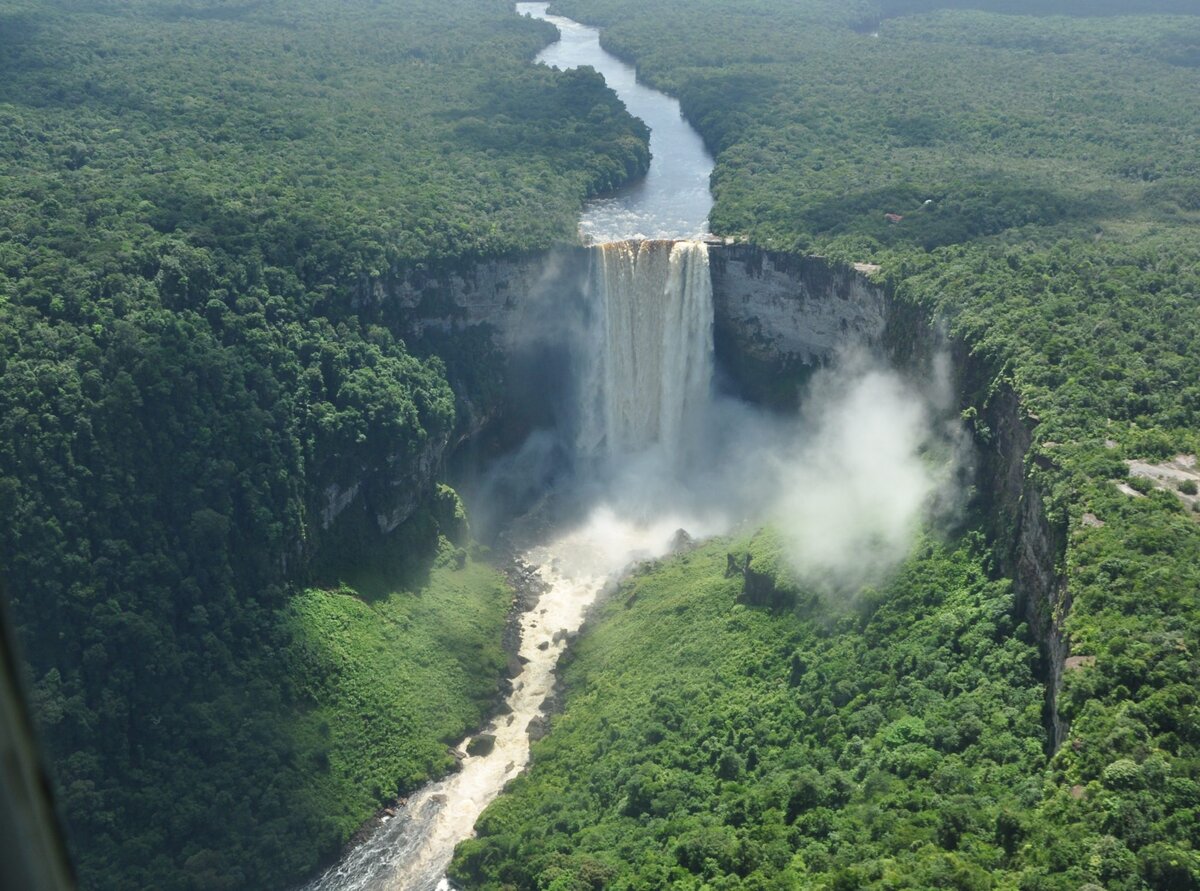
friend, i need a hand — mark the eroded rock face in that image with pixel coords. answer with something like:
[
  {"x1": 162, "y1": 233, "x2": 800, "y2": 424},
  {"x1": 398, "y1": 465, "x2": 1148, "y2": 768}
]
[
  {"x1": 374, "y1": 435, "x2": 451, "y2": 535},
  {"x1": 312, "y1": 250, "x2": 591, "y2": 569},
  {"x1": 314, "y1": 429, "x2": 451, "y2": 547},
  {"x1": 361, "y1": 248, "x2": 591, "y2": 353},
  {"x1": 372, "y1": 244, "x2": 892, "y2": 412},
  {"x1": 981, "y1": 383, "x2": 1070, "y2": 750},
  {"x1": 321, "y1": 481, "x2": 362, "y2": 531},
  {"x1": 709, "y1": 246, "x2": 888, "y2": 370}
]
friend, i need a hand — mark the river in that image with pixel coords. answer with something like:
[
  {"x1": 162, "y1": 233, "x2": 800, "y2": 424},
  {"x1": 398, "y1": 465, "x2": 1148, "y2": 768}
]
[
  {"x1": 299, "y1": 8, "x2": 716, "y2": 890},
  {"x1": 519, "y1": 1, "x2": 713, "y2": 243},
  {"x1": 297, "y1": 513, "x2": 706, "y2": 891}
]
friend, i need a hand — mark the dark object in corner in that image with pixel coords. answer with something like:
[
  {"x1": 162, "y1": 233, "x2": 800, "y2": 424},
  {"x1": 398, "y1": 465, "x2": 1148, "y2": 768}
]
[{"x1": 0, "y1": 582, "x2": 76, "y2": 891}]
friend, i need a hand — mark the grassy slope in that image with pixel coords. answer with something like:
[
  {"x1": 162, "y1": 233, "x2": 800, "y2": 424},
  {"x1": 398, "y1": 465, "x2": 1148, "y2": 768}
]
[{"x1": 284, "y1": 544, "x2": 510, "y2": 859}]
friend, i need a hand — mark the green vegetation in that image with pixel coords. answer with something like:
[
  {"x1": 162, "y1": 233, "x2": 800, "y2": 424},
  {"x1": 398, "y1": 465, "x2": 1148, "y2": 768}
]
[
  {"x1": 283, "y1": 547, "x2": 510, "y2": 873},
  {"x1": 5, "y1": 0, "x2": 1200, "y2": 887},
  {"x1": 0, "y1": 0, "x2": 650, "y2": 887},
  {"x1": 60, "y1": 539, "x2": 509, "y2": 891},
  {"x1": 451, "y1": 0, "x2": 1200, "y2": 886},
  {"x1": 453, "y1": 532, "x2": 1057, "y2": 888},
  {"x1": 455, "y1": 526, "x2": 1200, "y2": 888}
]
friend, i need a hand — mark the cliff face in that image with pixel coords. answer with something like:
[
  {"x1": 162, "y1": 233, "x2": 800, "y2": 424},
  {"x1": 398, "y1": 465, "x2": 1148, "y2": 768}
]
[
  {"x1": 311, "y1": 249, "x2": 590, "y2": 568},
  {"x1": 982, "y1": 386, "x2": 1071, "y2": 750},
  {"x1": 358, "y1": 248, "x2": 591, "y2": 353},
  {"x1": 708, "y1": 247, "x2": 888, "y2": 405}
]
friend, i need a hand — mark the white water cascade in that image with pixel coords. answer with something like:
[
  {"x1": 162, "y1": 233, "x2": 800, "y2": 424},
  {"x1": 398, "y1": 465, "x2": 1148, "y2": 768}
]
[
  {"x1": 579, "y1": 240, "x2": 714, "y2": 461},
  {"x1": 301, "y1": 240, "x2": 720, "y2": 891}
]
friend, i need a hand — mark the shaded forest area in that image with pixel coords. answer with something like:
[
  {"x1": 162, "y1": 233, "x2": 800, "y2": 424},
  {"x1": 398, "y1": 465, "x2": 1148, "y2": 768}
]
[{"x1": 0, "y1": 0, "x2": 649, "y2": 887}]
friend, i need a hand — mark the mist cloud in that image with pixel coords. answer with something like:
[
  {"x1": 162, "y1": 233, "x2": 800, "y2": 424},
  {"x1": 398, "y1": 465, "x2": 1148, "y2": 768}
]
[
  {"x1": 769, "y1": 352, "x2": 968, "y2": 594},
  {"x1": 468, "y1": 295, "x2": 968, "y2": 599},
  {"x1": 468, "y1": 347, "x2": 968, "y2": 595}
]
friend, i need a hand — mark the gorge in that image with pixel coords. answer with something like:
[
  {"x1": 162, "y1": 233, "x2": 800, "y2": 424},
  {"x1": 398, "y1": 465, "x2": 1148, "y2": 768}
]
[
  {"x1": 301, "y1": 6, "x2": 1063, "y2": 889},
  {"x1": 9, "y1": 1, "x2": 1191, "y2": 889},
  {"x1": 301, "y1": 7, "x2": 728, "y2": 887}
]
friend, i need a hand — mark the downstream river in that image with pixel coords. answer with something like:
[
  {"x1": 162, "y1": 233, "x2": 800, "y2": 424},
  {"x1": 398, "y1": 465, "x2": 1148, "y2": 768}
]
[{"x1": 299, "y1": 7, "x2": 715, "y2": 891}]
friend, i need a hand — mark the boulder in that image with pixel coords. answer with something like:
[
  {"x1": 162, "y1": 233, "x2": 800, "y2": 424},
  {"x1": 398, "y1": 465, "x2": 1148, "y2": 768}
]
[{"x1": 466, "y1": 733, "x2": 496, "y2": 757}]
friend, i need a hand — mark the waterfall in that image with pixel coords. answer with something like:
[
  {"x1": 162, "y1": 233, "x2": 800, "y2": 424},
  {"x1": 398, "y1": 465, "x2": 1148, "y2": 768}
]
[{"x1": 578, "y1": 239, "x2": 714, "y2": 461}]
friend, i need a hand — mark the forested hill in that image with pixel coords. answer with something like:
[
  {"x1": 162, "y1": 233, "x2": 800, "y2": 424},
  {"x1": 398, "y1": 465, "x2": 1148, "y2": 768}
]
[
  {"x1": 450, "y1": 0, "x2": 1200, "y2": 888},
  {"x1": 0, "y1": 1, "x2": 649, "y2": 888}
]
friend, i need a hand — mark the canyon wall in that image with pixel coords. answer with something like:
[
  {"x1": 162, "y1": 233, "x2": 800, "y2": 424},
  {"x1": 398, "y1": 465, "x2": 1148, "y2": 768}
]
[
  {"x1": 344, "y1": 242, "x2": 1071, "y2": 749},
  {"x1": 706, "y1": 244, "x2": 1070, "y2": 750},
  {"x1": 709, "y1": 246, "x2": 889, "y2": 368},
  {"x1": 981, "y1": 385, "x2": 1071, "y2": 750},
  {"x1": 311, "y1": 249, "x2": 590, "y2": 550},
  {"x1": 360, "y1": 248, "x2": 591, "y2": 351}
]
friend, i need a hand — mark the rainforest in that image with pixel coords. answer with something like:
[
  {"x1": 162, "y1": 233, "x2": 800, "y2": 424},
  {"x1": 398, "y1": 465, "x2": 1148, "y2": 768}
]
[{"x1": 0, "y1": 1, "x2": 1198, "y2": 890}]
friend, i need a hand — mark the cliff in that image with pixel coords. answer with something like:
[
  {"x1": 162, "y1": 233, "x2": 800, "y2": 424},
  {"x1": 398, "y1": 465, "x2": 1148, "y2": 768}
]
[
  {"x1": 709, "y1": 246, "x2": 889, "y2": 366},
  {"x1": 708, "y1": 246, "x2": 889, "y2": 406},
  {"x1": 349, "y1": 242, "x2": 1072, "y2": 749},
  {"x1": 357, "y1": 248, "x2": 591, "y2": 352},
  {"x1": 981, "y1": 385, "x2": 1071, "y2": 750},
  {"x1": 308, "y1": 249, "x2": 592, "y2": 576}
]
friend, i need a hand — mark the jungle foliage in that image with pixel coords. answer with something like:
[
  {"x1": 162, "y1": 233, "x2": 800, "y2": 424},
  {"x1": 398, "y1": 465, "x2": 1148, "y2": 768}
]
[
  {"x1": 0, "y1": 0, "x2": 649, "y2": 887},
  {"x1": 6, "y1": 0, "x2": 1200, "y2": 887},
  {"x1": 450, "y1": 534, "x2": 1049, "y2": 888}
]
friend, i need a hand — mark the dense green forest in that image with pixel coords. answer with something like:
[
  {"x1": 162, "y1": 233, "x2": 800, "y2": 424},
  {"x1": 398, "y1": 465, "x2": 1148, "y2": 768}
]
[
  {"x1": 6, "y1": 0, "x2": 1200, "y2": 888},
  {"x1": 0, "y1": 0, "x2": 650, "y2": 887},
  {"x1": 454, "y1": 535, "x2": 1052, "y2": 888},
  {"x1": 450, "y1": 0, "x2": 1200, "y2": 888}
]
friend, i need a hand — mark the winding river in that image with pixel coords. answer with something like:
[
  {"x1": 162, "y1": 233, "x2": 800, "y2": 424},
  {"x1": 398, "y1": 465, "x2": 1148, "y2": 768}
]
[
  {"x1": 519, "y1": 1, "x2": 713, "y2": 242},
  {"x1": 300, "y1": 7, "x2": 715, "y2": 890}
]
